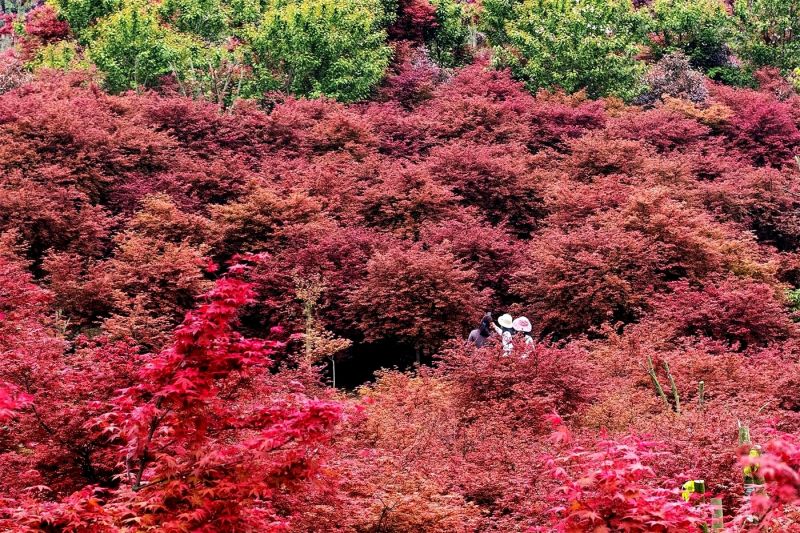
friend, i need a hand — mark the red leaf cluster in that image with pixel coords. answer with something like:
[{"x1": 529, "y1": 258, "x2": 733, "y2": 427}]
[{"x1": 1, "y1": 63, "x2": 800, "y2": 529}]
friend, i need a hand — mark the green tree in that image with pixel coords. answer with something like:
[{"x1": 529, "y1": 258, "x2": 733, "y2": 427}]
[
  {"x1": 227, "y1": 0, "x2": 269, "y2": 26},
  {"x1": 87, "y1": 1, "x2": 201, "y2": 93},
  {"x1": 159, "y1": 0, "x2": 231, "y2": 41},
  {"x1": 733, "y1": 0, "x2": 800, "y2": 71},
  {"x1": 649, "y1": 0, "x2": 734, "y2": 71},
  {"x1": 30, "y1": 40, "x2": 83, "y2": 71},
  {"x1": 788, "y1": 288, "x2": 800, "y2": 321},
  {"x1": 243, "y1": 0, "x2": 392, "y2": 102},
  {"x1": 479, "y1": 0, "x2": 521, "y2": 44},
  {"x1": 428, "y1": 0, "x2": 471, "y2": 67},
  {"x1": 493, "y1": 0, "x2": 648, "y2": 100},
  {"x1": 49, "y1": 0, "x2": 121, "y2": 37}
]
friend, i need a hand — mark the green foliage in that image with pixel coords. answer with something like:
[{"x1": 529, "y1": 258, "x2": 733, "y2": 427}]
[
  {"x1": 493, "y1": 0, "x2": 648, "y2": 100},
  {"x1": 480, "y1": 0, "x2": 522, "y2": 44},
  {"x1": 173, "y1": 45, "x2": 251, "y2": 105},
  {"x1": 733, "y1": 0, "x2": 800, "y2": 71},
  {"x1": 788, "y1": 288, "x2": 800, "y2": 319},
  {"x1": 428, "y1": 0, "x2": 471, "y2": 67},
  {"x1": 376, "y1": 0, "x2": 399, "y2": 27},
  {"x1": 707, "y1": 64, "x2": 757, "y2": 87},
  {"x1": 227, "y1": 0, "x2": 269, "y2": 26},
  {"x1": 649, "y1": 0, "x2": 734, "y2": 71},
  {"x1": 30, "y1": 40, "x2": 83, "y2": 71},
  {"x1": 244, "y1": 0, "x2": 392, "y2": 102},
  {"x1": 159, "y1": 0, "x2": 231, "y2": 41},
  {"x1": 48, "y1": 0, "x2": 121, "y2": 37},
  {"x1": 87, "y1": 1, "x2": 199, "y2": 93}
]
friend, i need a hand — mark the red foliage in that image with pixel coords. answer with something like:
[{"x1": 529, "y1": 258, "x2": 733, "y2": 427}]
[
  {"x1": 712, "y1": 85, "x2": 800, "y2": 167},
  {"x1": 2, "y1": 62, "x2": 800, "y2": 529},
  {"x1": 345, "y1": 244, "x2": 490, "y2": 348},
  {"x1": 378, "y1": 43, "x2": 443, "y2": 108},
  {"x1": 356, "y1": 162, "x2": 460, "y2": 239},
  {"x1": 0, "y1": 14, "x2": 14, "y2": 37},
  {"x1": 544, "y1": 435, "x2": 706, "y2": 532},
  {"x1": 387, "y1": 0, "x2": 439, "y2": 41},
  {"x1": 99, "y1": 272, "x2": 341, "y2": 530},
  {"x1": 734, "y1": 433, "x2": 800, "y2": 528},
  {"x1": 24, "y1": 5, "x2": 70, "y2": 43},
  {"x1": 510, "y1": 223, "x2": 662, "y2": 335},
  {"x1": 650, "y1": 277, "x2": 794, "y2": 349},
  {"x1": 607, "y1": 107, "x2": 713, "y2": 154},
  {"x1": 425, "y1": 141, "x2": 545, "y2": 234},
  {"x1": 421, "y1": 218, "x2": 521, "y2": 304}
]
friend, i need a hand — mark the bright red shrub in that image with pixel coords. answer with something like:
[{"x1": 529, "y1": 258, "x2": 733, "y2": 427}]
[
  {"x1": 210, "y1": 186, "x2": 332, "y2": 257},
  {"x1": 111, "y1": 273, "x2": 340, "y2": 530},
  {"x1": 421, "y1": 218, "x2": 522, "y2": 305},
  {"x1": 2, "y1": 47, "x2": 800, "y2": 529},
  {"x1": 712, "y1": 85, "x2": 800, "y2": 168},
  {"x1": 607, "y1": 107, "x2": 712, "y2": 154},
  {"x1": 24, "y1": 5, "x2": 70, "y2": 43},
  {"x1": 355, "y1": 162, "x2": 460, "y2": 239},
  {"x1": 702, "y1": 167, "x2": 800, "y2": 251},
  {"x1": 544, "y1": 435, "x2": 706, "y2": 532},
  {"x1": 435, "y1": 340, "x2": 599, "y2": 429},
  {"x1": 42, "y1": 251, "x2": 115, "y2": 326},
  {"x1": 527, "y1": 90, "x2": 606, "y2": 151},
  {"x1": 649, "y1": 277, "x2": 795, "y2": 349},
  {"x1": 387, "y1": 0, "x2": 439, "y2": 41},
  {"x1": 378, "y1": 43, "x2": 444, "y2": 109},
  {"x1": 425, "y1": 141, "x2": 546, "y2": 234},
  {"x1": 735, "y1": 433, "x2": 800, "y2": 528},
  {"x1": 419, "y1": 63, "x2": 537, "y2": 145},
  {"x1": 266, "y1": 97, "x2": 378, "y2": 158},
  {"x1": 563, "y1": 131, "x2": 651, "y2": 181},
  {"x1": 510, "y1": 224, "x2": 662, "y2": 336},
  {"x1": 345, "y1": 244, "x2": 490, "y2": 350}
]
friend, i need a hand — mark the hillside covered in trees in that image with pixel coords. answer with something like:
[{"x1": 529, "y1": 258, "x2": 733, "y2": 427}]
[{"x1": 3, "y1": 0, "x2": 800, "y2": 531}]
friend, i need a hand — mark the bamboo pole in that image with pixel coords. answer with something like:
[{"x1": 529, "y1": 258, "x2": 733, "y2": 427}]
[{"x1": 710, "y1": 498, "x2": 724, "y2": 531}]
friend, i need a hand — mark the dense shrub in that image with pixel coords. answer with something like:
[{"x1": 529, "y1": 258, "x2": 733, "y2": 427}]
[
  {"x1": 492, "y1": 0, "x2": 648, "y2": 99},
  {"x1": 733, "y1": 0, "x2": 800, "y2": 71},
  {"x1": 345, "y1": 244, "x2": 490, "y2": 349},
  {"x1": 243, "y1": 0, "x2": 392, "y2": 101},
  {"x1": 651, "y1": 277, "x2": 794, "y2": 348},
  {"x1": 648, "y1": 0, "x2": 734, "y2": 71},
  {"x1": 0, "y1": 52, "x2": 799, "y2": 529},
  {"x1": 638, "y1": 51, "x2": 709, "y2": 105}
]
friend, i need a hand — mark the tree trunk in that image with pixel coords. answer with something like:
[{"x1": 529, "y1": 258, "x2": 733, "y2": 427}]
[{"x1": 329, "y1": 356, "x2": 336, "y2": 389}]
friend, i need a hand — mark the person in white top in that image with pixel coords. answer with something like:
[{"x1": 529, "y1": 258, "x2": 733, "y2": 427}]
[
  {"x1": 493, "y1": 313, "x2": 515, "y2": 355},
  {"x1": 512, "y1": 316, "x2": 534, "y2": 346}
]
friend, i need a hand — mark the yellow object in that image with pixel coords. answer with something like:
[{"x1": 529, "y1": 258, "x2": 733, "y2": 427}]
[
  {"x1": 681, "y1": 479, "x2": 706, "y2": 502},
  {"x1": 743, "y1": 447, "x2": 761, "y2": 480},
  {"x1": 681, "y1": 480, "x2": 695, "y2": 502}
]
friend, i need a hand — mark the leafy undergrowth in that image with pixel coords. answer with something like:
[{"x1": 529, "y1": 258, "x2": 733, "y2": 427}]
[{"x1": 3, "y1": 56, "x2": 800, "y2": 530}]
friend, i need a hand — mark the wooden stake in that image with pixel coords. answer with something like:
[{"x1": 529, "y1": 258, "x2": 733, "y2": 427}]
[
  {"x1": 645, "y1": 355, "x2": 670, "y2": 410},
  {"x1": 663, "y1": 360, "x2": 680, "y2": 414},
  {"x1": 698, "y1": 381, "x2": 705, "y2": 408}
]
